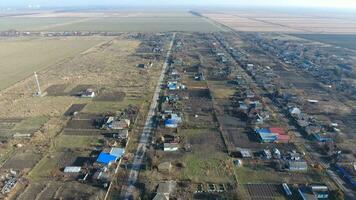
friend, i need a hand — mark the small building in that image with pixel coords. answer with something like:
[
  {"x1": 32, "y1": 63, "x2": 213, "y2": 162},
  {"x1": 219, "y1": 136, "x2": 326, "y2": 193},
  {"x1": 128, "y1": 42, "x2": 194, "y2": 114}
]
[
  {"x1": 153, "y1": 181, "x2": 176, "y2": 200},
  {"x1": 63, "y1": 166, "x2": 81, "y2": 173},
  {"x1": 167, "y1": 81, "x2": 178, "y2": 90},
  {"x1": 313, "y1": 133, "x2": 333, "y2": 142},
  {"x1": 287, "y1": 160, "x2": 308, "y2": 171},
  {"x1": 272, "y1": 148, "x2": 281, "y2": 159},
  {"x1": 256, "y1": 127, "x2": 289, "y2": 143},
  {"x1": 111, "y1": 119, "x2": 130, "y2": 130},
  {"x1": 137, "y1": 63, "x2": 145, "y2": 68},
  {"x1": 164, "y1": 119, "x2": 177, "y2": 128},
  {"x1": 92, "y1": 170, "x2": 111, "y2": 188},
  {"x1": 289, "y1": 107, "x2": 301, "y2": 116},
  {"x1": 113, "y1": 129, "x2": 129, "y2": 139},
  {"x1": 81, "y1": 89, "x2": 95, "y2": 98},
  {"x1": 96, "y1": 152, "x2": 117, "y2": 165},
  {"x1": 256, "y1": 128, "x2": 277, "y2": 143},
  {"x1": 235, "y1": 148, "x2": 252, "y2": 158},
  {"x1": 164, "y1": 143, "x2": 179, "y2": 152},
  {"x1": 164, "y1": 114, "x2": 181, "y2": 128},
  {"x1": 263, "y1": 149, "x2": 272, "y2": 159},
  {"x1": 298, "y1": 185, "x2": 329, "y2": 200},
  {"x1": 110, "y1": 148, "x2": 125, "y2": 159},
  {"x1": 158, "y1": 162, "x2": 172, "y2": 173}
]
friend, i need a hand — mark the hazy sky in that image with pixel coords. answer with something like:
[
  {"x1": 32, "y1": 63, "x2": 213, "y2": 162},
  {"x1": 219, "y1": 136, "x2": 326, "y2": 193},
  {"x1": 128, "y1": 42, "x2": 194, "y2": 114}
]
[{"x1": 1, "y1": 0, "x2": 356, "y2": 9}]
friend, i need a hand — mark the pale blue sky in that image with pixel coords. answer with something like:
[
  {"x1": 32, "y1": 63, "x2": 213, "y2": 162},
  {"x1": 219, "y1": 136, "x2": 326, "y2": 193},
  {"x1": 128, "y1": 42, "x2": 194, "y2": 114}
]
[{"x1": 1, "y1": 0, "x2": 356, "y2": 9}]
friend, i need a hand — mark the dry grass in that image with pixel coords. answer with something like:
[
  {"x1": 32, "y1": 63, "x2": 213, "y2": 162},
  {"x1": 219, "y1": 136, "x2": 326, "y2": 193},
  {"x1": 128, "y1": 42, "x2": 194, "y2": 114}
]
[
  {"x1": 0, "y1": 37, "x2": 105, "y2": 90},
  {"x1": 203, "y1": 11, "x2": 356, "y2": 34},
  {"x1": 0, "y1": 37, "x2": 161, "y2": 118}
]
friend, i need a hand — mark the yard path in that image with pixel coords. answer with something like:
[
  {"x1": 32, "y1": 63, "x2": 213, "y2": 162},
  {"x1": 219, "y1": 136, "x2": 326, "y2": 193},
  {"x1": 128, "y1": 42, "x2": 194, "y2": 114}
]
[{"x1": 119, "y1": 33, "x2": 176, "y2": 200}]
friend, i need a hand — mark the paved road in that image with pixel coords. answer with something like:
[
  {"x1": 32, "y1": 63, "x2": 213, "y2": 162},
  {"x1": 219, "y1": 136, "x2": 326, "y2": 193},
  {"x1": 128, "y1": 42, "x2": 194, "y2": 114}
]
[{"x1": 120, "y1": 33, "x2": 176, "y2": 200}]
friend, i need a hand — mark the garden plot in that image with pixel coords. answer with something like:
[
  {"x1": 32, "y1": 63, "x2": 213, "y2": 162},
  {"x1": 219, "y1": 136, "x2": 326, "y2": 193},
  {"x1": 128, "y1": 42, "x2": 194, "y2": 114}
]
[
  {"x1": 64, "y1": 104, "x2": 87, "y2": 116},
  {"x1": 44, "y1": 84, "x2": 69, "y2": 96},
  {"x1": 2, "y1": 151, "x2": 41, "y2": 170},
  {"x1": 244, "y1": 184, "x2": 286, "y2": 200}
]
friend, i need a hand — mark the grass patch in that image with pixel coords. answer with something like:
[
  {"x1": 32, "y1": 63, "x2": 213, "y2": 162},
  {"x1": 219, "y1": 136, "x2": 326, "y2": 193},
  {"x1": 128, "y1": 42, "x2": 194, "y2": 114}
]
[
  {"x1": 83, "y1": 99, "x2": 143, "y2": 113},
  {"x1": 179, "y1": 128, "x2": 211, "y2": 139},
  {"x1": 54, "y1": 135, "x2": 102, "y2": 150},
  {"x1": 208, "y1": 81, "x2": 235, "y2": 99},
  {"x1": 28, "y1": 153, "x2": 60, "y2": 180},
  {"x1": 13, "y1": 116, "x2": 49, "y2": 131},
  {"x1": 234, "y1": 165, "x2": 326, "y2": 184},
  {"x1": 234, "y1": 166, "x2": 283, "y2": 184},
  {"x1": 182, "y1": 152, "x2": 233, "y2": 183}
]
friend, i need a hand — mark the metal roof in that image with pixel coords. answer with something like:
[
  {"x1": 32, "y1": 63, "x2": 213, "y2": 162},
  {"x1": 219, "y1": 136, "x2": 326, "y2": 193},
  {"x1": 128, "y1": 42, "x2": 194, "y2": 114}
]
[
  {"x1": 96, "y1": 152, "x2": 117, "y2": 165},
  {"x1": 110, "y1": 148, "x2": 125, "y2": 158},
  {"x1": 64, "y1": 166, "x2": 81, "y2": 173}
]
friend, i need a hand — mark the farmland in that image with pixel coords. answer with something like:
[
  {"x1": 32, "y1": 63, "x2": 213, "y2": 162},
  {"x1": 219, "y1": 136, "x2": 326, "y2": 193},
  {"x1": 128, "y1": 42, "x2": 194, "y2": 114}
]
[
  {"x1": 202, "y1": 10, "x2": 356, "y2": 33},
  {"x1": 0, "y1": 37, "x2": 106, "y2": 90},
  {"x1": 0, "y1": 12, "x2": 225, "y2": 32},
  {"x1": 292, "y1": 34, "x2": 356, "y2": 50}
]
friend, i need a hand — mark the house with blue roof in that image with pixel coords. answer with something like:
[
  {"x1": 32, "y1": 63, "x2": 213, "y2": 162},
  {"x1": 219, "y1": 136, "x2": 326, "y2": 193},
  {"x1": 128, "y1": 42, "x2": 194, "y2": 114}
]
[
  {"x1": 167, "y1": 81, "x2": 178, "y2": 90},
  {"x1": 256, "y1": 128, "x2": 278, "y2": 143},
  {"x1": 96, "y1": 152, "x2": 117, "y2": 165},
  {"x1": 164, "y1": 113, "x2": 182, "y2": 128}
]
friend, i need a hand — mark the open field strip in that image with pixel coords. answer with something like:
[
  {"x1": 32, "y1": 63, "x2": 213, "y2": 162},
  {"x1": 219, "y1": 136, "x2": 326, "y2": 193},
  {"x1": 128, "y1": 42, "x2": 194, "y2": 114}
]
[{"x1": 0, "y1": 37, "x2": 106, "y2": 90}]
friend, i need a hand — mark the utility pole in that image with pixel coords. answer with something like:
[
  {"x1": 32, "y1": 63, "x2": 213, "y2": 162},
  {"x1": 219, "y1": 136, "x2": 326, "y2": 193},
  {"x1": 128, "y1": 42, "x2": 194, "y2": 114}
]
[{"x1": 34, "y1": 72, "x2": 42, "y2": 96}]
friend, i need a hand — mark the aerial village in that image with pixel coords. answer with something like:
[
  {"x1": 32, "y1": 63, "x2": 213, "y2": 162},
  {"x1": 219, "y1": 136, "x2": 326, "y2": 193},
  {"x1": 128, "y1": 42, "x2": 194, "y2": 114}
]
[
  {"x1": 0, "y1": 30, "x2": 355, "y2": 199},
  {"x1": 122, "y1": 32, "x2": 356, "y2": 200}
]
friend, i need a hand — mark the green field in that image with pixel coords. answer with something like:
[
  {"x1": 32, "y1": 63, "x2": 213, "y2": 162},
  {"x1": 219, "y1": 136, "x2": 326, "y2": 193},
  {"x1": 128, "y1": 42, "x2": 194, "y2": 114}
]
[
  {"x1": 0, "y1": 37, "x2": 105, "y2": 90},
  {"x1": 181, "y1": 152, "x2": 234, "y2": 183},
  {"x1": 0, "y1": 12, "x2": 225, "y2": 32},
  {"x1": 292, "y1": 34, "x2": 356, "y2": 50},
  {"x1": 0, "y1": 17, "x2": 84, "y2": 31}
]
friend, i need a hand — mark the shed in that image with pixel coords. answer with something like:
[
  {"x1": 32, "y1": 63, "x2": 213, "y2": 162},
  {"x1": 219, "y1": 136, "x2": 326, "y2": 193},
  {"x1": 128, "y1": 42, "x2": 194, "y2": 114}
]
[
  {"x1": 158, "y1": 162, "x2": 172, "y2": 173},
  {"x1": 287, "y1": 160, "x2": 308, "y2": 171},
  {"x1": 81, "y1": 89, "x2": 95, "y2": 98},
  {"x1": 111, "y1": 119, "x2": 130, "y2": 130},
  {"x1": 164, "y1": 119, "x2": 177, "y2": 128},
  {"x1": 153, "y1": 193, "x2": 169, "y2": 200},
  {"x1": 137, "y1": 63, "x2": 145, "y2": 68},
  {"x1": 313, "y1": 133, "x2": 333, "y2": 142},
  {"x1": 157, "y1": 180, "x2": 176, "y2": 195},
  {"x1": 164, "y1": 143, "x2": 179, "y2": 151},
  {"x1": 238, "y1": 148, "x2": 252, "y2": 158},
  {"x1": 64, "y1": 166, "x2": 81, "y2": 173},
  {"x1": 167, "y1": 82, "x2": 178, "y2": 90},
  {"x1": 96, "y1": 152, "x2": 117, "y2": 165},
  {"x1": 289, "y1": 107, "x2": 301, "y2": 116}
]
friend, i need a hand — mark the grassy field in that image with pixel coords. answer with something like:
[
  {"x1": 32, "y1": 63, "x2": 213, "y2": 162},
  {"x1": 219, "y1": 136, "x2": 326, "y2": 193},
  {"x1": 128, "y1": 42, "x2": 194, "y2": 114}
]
[
  {"x1": 0, "y1": 37, "x2": 105, "y2": 90},
  {"x1": 54, "y1": 135, "x2": 102, "y2": 150},
  {"x1": 0, "y1": 17, "x2": 86, "y2": 31},
  {"x1": 13, "y1": 116, "x2": 49, "y2": 131},
  {"x1": 0, "y1": 12, "x2": 224, "y2": 32},
  {"x1": 292, "y1": 34, "x2": 356, "y2": 50},
  {"x1": 181, "y1": 152, "x2": 234, "y2": 183}
]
